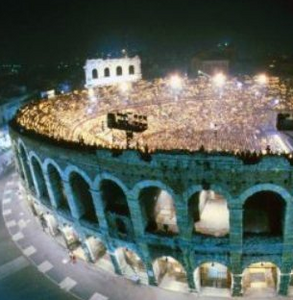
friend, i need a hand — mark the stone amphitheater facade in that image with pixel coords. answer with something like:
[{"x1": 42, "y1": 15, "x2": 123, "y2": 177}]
[{"x1": 9, "y1": 126, "x2": 293, "y2": 297}]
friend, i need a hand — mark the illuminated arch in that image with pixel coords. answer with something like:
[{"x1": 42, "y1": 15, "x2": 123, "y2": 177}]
[
  {"x1": 194, "y1": 262, "x2": 232, "y2": 294},
  {"x1": 186, "y1": 185, "x2": 230, "y2": 237},
  {"x1": 134, "y1": 181, "x2": 178, "y2": 235},
  {"x1": 153, "y1": 256, "x2": 188, "y2": 291}
]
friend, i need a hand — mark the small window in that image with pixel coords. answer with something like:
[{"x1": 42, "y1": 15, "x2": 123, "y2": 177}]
[
  {"x1": 116, "y1": 66, "x2": 122, "y2": 76},
  {"x1": 129, "y1": 65, "x2": 135, "y2": 75},
  {"x1": 104, "y1": 68, "x2": 110, "y2": 77},
  {"x1": 92, "y1": 69, "x2": 98, "y2": 79}
]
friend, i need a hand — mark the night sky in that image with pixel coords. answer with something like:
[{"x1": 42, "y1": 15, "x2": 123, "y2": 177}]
[{"x1": 1, "y1": 0, "x2": 293, "y2": 64}]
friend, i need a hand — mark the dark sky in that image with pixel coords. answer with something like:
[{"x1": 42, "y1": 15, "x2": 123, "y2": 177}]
[{"x1": 1, "y1": 0, "x2": 293, "y2": 63}]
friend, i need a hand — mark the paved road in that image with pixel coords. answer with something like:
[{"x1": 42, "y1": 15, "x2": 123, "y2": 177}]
[
  {"x1": 0, "y1": 169, "x2": 289, "y2": 300},
  {"x1": 0, "y1": 169, "x2": 76, "y2": 300}
]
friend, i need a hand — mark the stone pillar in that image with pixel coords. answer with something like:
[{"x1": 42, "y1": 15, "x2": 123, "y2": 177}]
[
  {"x1": 81, "y1": 240, "x2": 94, "y2": 263},
  {"x1": 186, "y1": 269, "x2": 196, "y2": 291},
  {"x1": 90, "y1": 189, "x2": 109, "y2": 233},
  {"x1": 232, "y1": 274, "x2": 243, "y2": 296},
  {"x1": 279, "y1": 274, "x2": 291, "y2": 296},
  {"x1": 62, "y1": 181, "x2": 83, "y2": 219},
  {"x1": 229, "y1": 205, "x2": 243, "y2": 251},
  {"x1": 18, "y1": 158, "x2": 29, "y2": 189},
  {"x1": 137, "y1": 243, "x2": 157, "y2": 286},
  {"x1": 28, "y1": 160, "x2": 39, "y2": 197},
  {"x1": 127, "y1": 193, "x2": 145, "y2": 238},
  {"x1": 174, "y1": 195, "x2": 192, "y2": 240},
  {"x1": 108, "y1": 251, "x2": 122, "y2": 275},
  {"x1": 283, "y1": 202, "x2": 293, "y2": 249},
  {"x1": 230, "y1": 252, "x2": 243, "y2": 296},
  {"x1": 43, "y1": 170, "x2": 58, "y2": 208},
  {"x1": 181, "y1": 249, "x2": 195, "y2": 291}
]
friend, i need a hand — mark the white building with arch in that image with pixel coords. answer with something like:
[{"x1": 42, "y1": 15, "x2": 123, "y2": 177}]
[{"x1": 84, "y1": 56, "x2": 142, "y2": 88}]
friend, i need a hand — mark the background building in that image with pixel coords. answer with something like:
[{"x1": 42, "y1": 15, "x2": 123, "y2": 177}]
[{"x1": 84, "y1": 56, "x2": 142, "y2": 88}]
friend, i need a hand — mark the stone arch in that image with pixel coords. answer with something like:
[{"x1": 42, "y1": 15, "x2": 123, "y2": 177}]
[
  {"x1": 239, "y1": 184, "x2": 292, "y2": 206},
  {"x1": 98, "y1": 176, "x2": 132, "y2": 238},
  {"x1": 133, "y1": 180, "x2": 178, "y2": 236},
  {"x1": 116, "y1": 66, "x2": 122, "y2": 76},
  {"x1": 94, "y1": 173, "x2": 129, "y2": 196},
  {"x1": 18, "y1": 140, "x2": 34, "y2": 189},
  {"x1": 46, "y1": 162, "x2": 71, "y2": 213},
  {"x1": 186, "y1": 185, "x2": 230, "y2": 237},
  {"x1": 132, "y1": 180, "x2": 176, "y2": 200},
  {"x1": 92, "y1": 68, "x2": 98, "y2": 79},
  {"x1": 104, "y1": 67, "x2": 110, "y2": 77},
  {"x1": 153, "y1": 256, "x2": 189, "y2": 292},
  {"x1": 85, "y1": 236, "x2": 115, "y2": 273},
  {"x1": 29, "y1": 154, "x2": 50, "y2": 205},
  {"x1": 64, "y1": 164, "x2": 93, "y2": 185},
  {"x1": 193, "y1": 262, "x2": 232, "y2": 294},
  {"x1": 68, "y1": 170, "x2": 98, "y2": 224},
  {"x1": 242, "y1": 256, "x2": 281, "y2": 271},
  {"x1": 99, "y1": 178, "x2": 130, "y2": 216},
  {"x1": 115, "y1": 247, "x2": 148, "y2": 283},
  {"x1": 242, "y1": 189, "x2": 287, "y2": 237},
  {"x1": 242, "y1": 261, "x2": 280, "y2": 296},
  {"x1": 129, "y1": 65, "x2": 135, "y2": 75}
]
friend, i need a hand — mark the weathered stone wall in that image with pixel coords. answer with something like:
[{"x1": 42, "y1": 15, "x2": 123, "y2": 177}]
[{"x1": 9, "y1": 127, "x2": 293, "y2": 296}]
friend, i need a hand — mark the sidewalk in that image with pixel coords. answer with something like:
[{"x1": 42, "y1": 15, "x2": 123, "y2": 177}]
[{"x1": 1, "y1": 171, "x2": 288, "y2": 300}]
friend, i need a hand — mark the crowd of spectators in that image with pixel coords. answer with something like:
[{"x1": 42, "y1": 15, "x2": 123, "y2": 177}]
[{"x1": 14, "y1": 75, "x2": 293, "y2": 158}]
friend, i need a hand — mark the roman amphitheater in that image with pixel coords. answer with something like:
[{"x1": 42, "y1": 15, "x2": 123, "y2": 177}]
[{"x1": 9, "y1": 70, "x2": 293, "y2": 297}]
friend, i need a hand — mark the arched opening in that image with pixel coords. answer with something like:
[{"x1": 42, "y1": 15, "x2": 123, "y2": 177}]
[
  {"x1": 85, "y1": 237, "x2": 114, "y2": 273},
  {"x1": 116, "y1": 66, "x2": 122, "y2": 76},
  {"x1": 129, "y1": 65, "x2": 135, "y2": 75},
  {"x1": 47, "y1": 164, "x2": 71, "y2": 214},
  {"x1": 194, "y1": 262, "x2": 231, "y2": 296},
  {"x1": 100, "y1": 180, "x2": 132, "y2": 238},
  {"x1": 243, "y1": 191, "x2": 286, "y2": 237},
  {"x1": 60, "y1": 225, "x2": 86, "y2": 260},
  {"x1": 92, "y1": 69, "x2": 98, "y2": 79},
  {"x1": 188, "y1": 190, "x2": 229, "y2": 237},
  {"x1": 116, "y1": 248, "x2": 148, "y2": 284},
  {"x1": 19, "y1": 145, "x2": 34, "y2": 190},
  {"x1": 31, "y1": 157, "x2": 50, "y2": 205},
  {"x1": 242, "y1": 262, "x2": 280, "y2": 296},
  {"x1": 153, "y1": 256, "x2": 188, "y2": 292},
  {"x1": 104, "y1": 67, "x2": 110, "y2": 77},
  {"x1": 139, "y1": 187, "x2": 178, "y2": 236},
  {"x1": 69, "y1": 172, "x2": 98, "y2": 225}
]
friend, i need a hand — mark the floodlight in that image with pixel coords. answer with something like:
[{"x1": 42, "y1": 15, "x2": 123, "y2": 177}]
[{"x1": 212, "y1": 73, "x2": 226, "y2": 87}]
